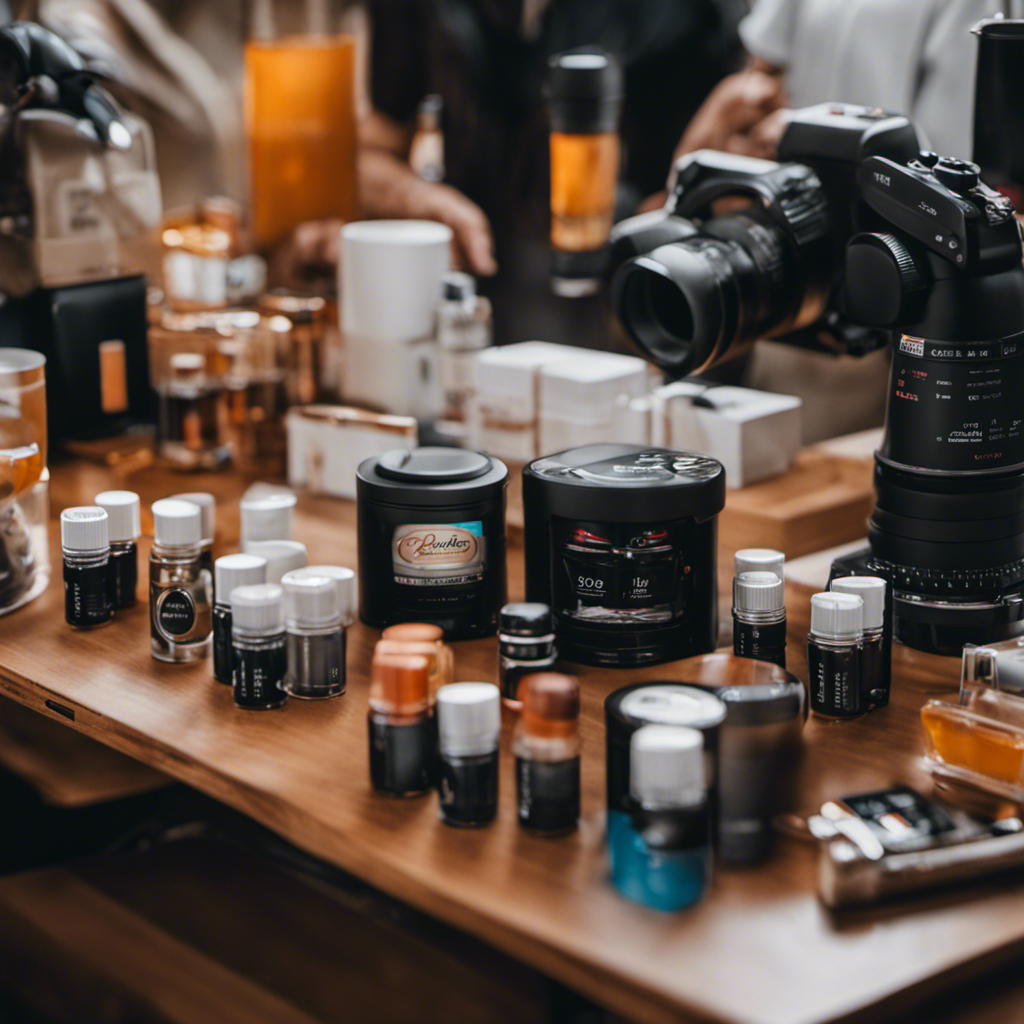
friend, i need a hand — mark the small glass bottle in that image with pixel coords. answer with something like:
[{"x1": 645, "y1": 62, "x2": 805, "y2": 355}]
[
  {"x1": 368, "y1": 653, "x2": 437, "y2": 796},
  {"x1": 732, "y1": 571, "x2": 787, "y2": 669},
  {"x1": 808, "y1": 592, "x2": 864, "y2": 718},
  {"x1": 213, "y1": 553, "x2": 267, "y2": 685},
  {"x1": 282, "y1": 572, "x2": 345, "y2": 698},
  {"x1": 436, "y1": 682, "x2": 501, "y2": 827},
  {"x1": 168, "y1": 492, "x2": 216, "y2": 585},
  {"x1": 230, "y1": 583, "x2": 288, "y2": 709},
  {"x1": 498, "y1": 602, "x2": 558, "y2": 709},
  {"x1": 612, "y1": 724, "x2": 711, "y2": 912},
  {"x1": 409, "y1": 94, "x2": 445, "y2": 182},
  {"x1": 244, "y1": 540, "x2": 307, "y2": 584},
  {"x1": 734, "y1": 548, "x2": 784, "y2": 580},
  {"x1": 514, "y1": 673, "x2": 580, "y2": 835},
  {"x1": 240, "y1": 491, "x2": 296, "y2": 549},
  {"x1": 94, "y1": 490, "x2": 140, "y2": 610},
  {"x1": 547, "y1": 50, "x2": 623, "y2": 297},
  {"x1": 155, "y1": 352, "x2": 230, "y2": 470},
  {"x1": 831, "y1": 575, "x2": 890, "y2": 710},
  {"x1": 61, "y1": 506, "x2": 112, "y2": 629},
  {"x1": 149, "y1": 499, "x2": 213, "y2": 664},
  {"x1": 437, "y1": 272, "x2": 492, "y2": 426}
]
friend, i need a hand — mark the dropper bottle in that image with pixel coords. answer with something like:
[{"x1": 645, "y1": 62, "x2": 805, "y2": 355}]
[{"x1": 368, "y1": 654, "x2": 436, "y2": 796}]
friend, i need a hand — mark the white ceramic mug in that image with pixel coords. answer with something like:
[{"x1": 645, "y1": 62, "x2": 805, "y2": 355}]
[{"x1": 339, "y1": 220, "x2": 452, "y2": 416}]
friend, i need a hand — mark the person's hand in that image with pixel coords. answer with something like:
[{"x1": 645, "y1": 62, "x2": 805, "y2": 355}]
[
  {"x1": 672, "y1": 68, "x2": 787, "y2": 169},
  {"x1": 359, "y1": 148, "x2": 497, "y2": 276},
  {"x1": 402, "y1": 177, "x2": 498, "y2": 276},
  {"x1": 267, "y1": 218, "x2": 344, "y2": 291}
]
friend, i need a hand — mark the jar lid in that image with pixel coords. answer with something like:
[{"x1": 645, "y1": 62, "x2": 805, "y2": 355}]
[
  {"x1": 716, "y1": 681, "x2": 806, "y2": 726},
  {"x1": 215, "y1": 553, "x2": 267, "y2": 600},
  {"x1": 244, "y1": 540, "x2": 307, "y2": 584},
  {"x1": 733, "y1": 572, "x2": 785, "y2": 614},
  {"x1": 61, "y1": 506, "x2": 109, "y2": 552},
  {"x1": 436, "y1": 682, "x2": 501, "y2": 756},
  {"x1": 231, "y1": 583, "x2": 284, "y2": 634},
  {"x1": 630, "y1": 725, "x2": 705, "y2": 808},
  {"x1": 291, "y1": 565, "x2": 357, "y2": 626},
  {"x1": 810, "y1": 592, "x2": 864, "y2": 640},
  {"x1": 524, "y1": 445, "x2": 724, "y2": 522},
  {"x1": 168, "y1": 492, "x2": 216, "y2": 544},
  {"x1": 613, "y1": 684, "x2": 727, "y2": 731},
  {"x1": 282, "y1": 572, "x2": 340, "y2": 628},
  {"x1": 152, "y1": 498, "x2": 201, "y2": 547},
  {"x1": 240, "y1": 492, "x2": 296, "y2": 545},
  {"x1": 734, "y1": 548, "x2": 784, "y2": 579},
  {"x1": 358, "y1": 447, "x2": 508, "y2": 507},
  {"x1": 830, "y1": 575, "x2": 886, "y2": 630}
]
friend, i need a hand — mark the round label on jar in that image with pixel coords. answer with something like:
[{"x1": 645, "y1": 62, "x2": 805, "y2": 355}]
[
  {"x1": 158, "y1": 589, "x2": 197, "y2": 637},
  {"x1": 392, "y1": 521, "x2": 486, "y2": 586}
]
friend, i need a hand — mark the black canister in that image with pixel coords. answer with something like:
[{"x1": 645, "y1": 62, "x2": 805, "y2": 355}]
[
  {"x1": 357, "y1": 448, "x2": 508, "y2": 639},
  {"x1": 523, "y1": 444, "x2": 724, "y2": 666}
]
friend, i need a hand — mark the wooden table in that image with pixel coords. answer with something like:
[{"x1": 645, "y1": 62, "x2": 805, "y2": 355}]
[{"x1": 2, "y1": 460, "x2": 1024, "y2": 1024}]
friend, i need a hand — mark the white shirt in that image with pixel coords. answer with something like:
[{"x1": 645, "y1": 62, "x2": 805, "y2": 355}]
[{"x1": 740, "y1": 0, "x2": 981, "y2": 159}]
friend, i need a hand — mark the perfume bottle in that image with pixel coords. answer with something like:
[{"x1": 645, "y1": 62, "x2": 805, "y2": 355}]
[
  {"x1": 231, "y1": 583, "x2": 288, "y2": 709},
  {"x1": 436, "y1": 682, "x2": 501, "y2": 827},
  {"x1": 368, "y1": 653, "x2": 437, "y2": 796},
  {"x1": 612, "y1": 724, "x2": 711, "y2": 912},
  {"x1": 437, "y1": 272, "x2": 491, "y2": 426},
  {"x1": 282, "y1": 571, "x2": 345, "y2": 699},
  {"x1": 409, "y1": 94, "x2": 445, "y2": 183},
  {"x1": 149, "y1": 499, "x2": 213, "y2": 663},
  {"x1": 498, "y1": 603, "x2": 557, "y2": 709},
  {"x1": 831, "y1": 575, "x2": 890, "y2": 710},
  {"x1": 732, "y1": 571, "x2": 787, "y2": 669},
  {"x1": 61, "y1": 506, "x2": 112, "y2": 629},
  {"x1": 213, "y1": 553, "x2": 267, "y2": 685},
  {"x1": 93, "y1": 490, "x2": 140, "y2": 610},
  {"x1": 168, "y1": 492, "x2": 216, "y2": 584},
  {"x1": 155, "y1": 352, "x2": 230, "y2": 470},
  {"x1": 546, "y1": 50, "x2": 623, "y2": 296},
  {"x1": 514, "y1": 672, "x2": 580, "y2": 835},
  {"x1": 808, "y1": 592, "x2": 864, "y2": 718}
]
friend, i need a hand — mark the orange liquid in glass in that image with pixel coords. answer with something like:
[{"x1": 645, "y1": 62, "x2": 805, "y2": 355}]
[
  {"x1": 550, "y1": 132, "x2": 619, "y2": 252},
  {"x1": 245, "y1": 35, "x2": 359, "y2": 249}
]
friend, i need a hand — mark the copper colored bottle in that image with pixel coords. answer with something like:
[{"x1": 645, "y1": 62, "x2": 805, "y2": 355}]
[
  {"x1": 514, "y1": 672, "x2": 581, "y2": 835},
  {"x1": 368, "y1": 653, "x2": 436, "y2": 796}
]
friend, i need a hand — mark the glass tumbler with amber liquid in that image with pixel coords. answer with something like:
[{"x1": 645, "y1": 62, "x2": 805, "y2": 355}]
[
  {"x1": 546, "y1": 50, "x2": 624, "y2": 297},
  {"x1": 0, "y1": 349, "x2": 50, "y2": 614},
  {"x1": 245, "y1": 0, "x2": 363, "y2": 250}
]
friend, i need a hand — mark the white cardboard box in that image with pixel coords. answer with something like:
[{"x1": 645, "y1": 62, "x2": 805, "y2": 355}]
[{"x1": 652, "y1": 382, "x2": 802, "y2": 488}]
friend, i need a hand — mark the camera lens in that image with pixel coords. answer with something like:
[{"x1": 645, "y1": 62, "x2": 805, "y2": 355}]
[{"x1": 612, "y1": 209, "x2": 819, "y2": 377}]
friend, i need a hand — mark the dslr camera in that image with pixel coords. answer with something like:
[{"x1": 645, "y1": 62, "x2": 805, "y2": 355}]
[{"x1": 611, "y1": 103, "x2": 1024, "y2": 655}]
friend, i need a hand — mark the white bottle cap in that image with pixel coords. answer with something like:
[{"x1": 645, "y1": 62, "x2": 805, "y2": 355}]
[
  {"x1": 230, "y1": 583, "x2": 285, "y2": 635},
  {"x1": 734, "y1": 548, "x2": 785, "y2": 580},
  {"x1": 810, "y1": 591, "x2": 864, "y2": 640},
  {"x1": 733, "y1": 571, "x2": 785, "y2": 614},
  {"x1": 831, "y1": 575, "x2": 886, "y2": 630},
  {"x1": 93, "y1": 491, "x2": 140, "y2": 543},
  {"x1": 436, "y1": 682, "x2": 501, "y2": 757},
  {"x1": 244, "y1": 540, "x2": 307, "y2": 584},
  {"x1": 281, "y1": 572, "x2": 340, "y2": 629},
  {"x1": 152, "y1": 498, "x2": 202, "y2": 548},
  {"x1": 60, "y1": 506, "x2": 109, "y2": 553},
  {"x1": 215, "y1": 554, "x2": 267, "y2": 604},
  {"x1": 290, "y1": 565, "x2": 357, "y2": 626},
  {"x1": 240, "y1": 492, "x2": 296, "y2": 547},
  {"x1": 168, "y1": 492, "x2": 215, "y2": 544},
  {"x1": 630, "y1": 724, "x2": 706, "y2": 808}
]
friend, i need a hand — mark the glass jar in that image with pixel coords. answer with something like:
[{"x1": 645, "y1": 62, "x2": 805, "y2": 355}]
[
  {"x1": 245, "y1": 0, "x2": 364, "y2": 249},
  {"x1": 0, "y1": 349, "x2": 50, "y2": 614}
]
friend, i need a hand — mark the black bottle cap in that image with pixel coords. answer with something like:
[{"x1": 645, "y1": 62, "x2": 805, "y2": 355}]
[
  {"x1": 546, "y1": 49, "x2": 624, "y2": 134},
  {"x1": 358, "y1": 447, "x2": 508, "y2": 508},
  {"x1": 500, "y1": 602, "x2": 552, "y2": 636}
]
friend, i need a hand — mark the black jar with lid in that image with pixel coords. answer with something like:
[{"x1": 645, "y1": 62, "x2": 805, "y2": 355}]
[
  {"x1": 357, "y1": 447, "x2": 508, "y2": 639},
  {"x1": 523, "y1": 444, "x2": 725, "y2": 666}
]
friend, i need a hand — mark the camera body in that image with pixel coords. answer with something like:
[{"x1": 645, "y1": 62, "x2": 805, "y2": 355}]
[{"x1": 611, "y1": 103, "x2": 1024, "y2": 654}]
